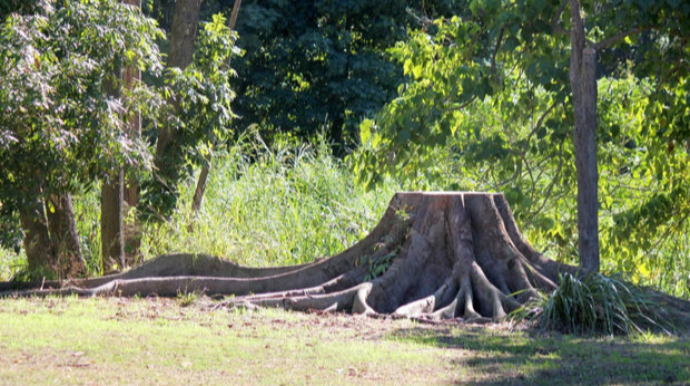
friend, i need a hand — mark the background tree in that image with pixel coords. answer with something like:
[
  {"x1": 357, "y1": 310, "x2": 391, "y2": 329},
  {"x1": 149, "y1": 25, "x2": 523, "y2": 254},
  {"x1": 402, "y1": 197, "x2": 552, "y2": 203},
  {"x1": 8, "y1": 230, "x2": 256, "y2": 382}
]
[
  {"x1": 0, "y1": 0, "x2": 165, "y2": 277},
  {"x1": 142, "y1": 0, "x2": 237, "y2": 221},
  {"x1": 230, "y1": 0, "x2": 458, "y2": 155},
  {"x1": 353, "y1": 0, "x2": 689, "y2": 274}
]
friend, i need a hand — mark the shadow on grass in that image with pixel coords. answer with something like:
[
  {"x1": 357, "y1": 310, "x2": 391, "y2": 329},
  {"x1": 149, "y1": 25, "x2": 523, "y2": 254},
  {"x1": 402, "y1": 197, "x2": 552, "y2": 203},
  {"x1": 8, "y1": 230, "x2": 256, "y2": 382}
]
[{"x1": 388, "y1": 326, "x2": 690, "y2": 386}]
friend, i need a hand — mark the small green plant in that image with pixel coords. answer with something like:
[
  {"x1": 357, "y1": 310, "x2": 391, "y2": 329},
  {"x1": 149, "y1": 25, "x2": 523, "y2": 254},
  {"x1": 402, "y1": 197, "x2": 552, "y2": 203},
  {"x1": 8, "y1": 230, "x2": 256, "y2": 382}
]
[
  {"x1": 177, "y1": 288, "x2": 202, "y2": 307},
  {"x1": 510, "y1": 273, "x2": 671, "y2": 336},
  {"x1": 362, "y1": 251, "x2": 397, "y2": 281}
]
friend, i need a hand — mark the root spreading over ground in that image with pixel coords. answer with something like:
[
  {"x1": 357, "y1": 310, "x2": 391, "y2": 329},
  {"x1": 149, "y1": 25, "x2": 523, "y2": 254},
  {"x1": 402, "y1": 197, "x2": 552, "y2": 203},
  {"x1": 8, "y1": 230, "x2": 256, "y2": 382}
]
[{"x1": 2, "y1": 192, "x2": 591, "y2": 322}]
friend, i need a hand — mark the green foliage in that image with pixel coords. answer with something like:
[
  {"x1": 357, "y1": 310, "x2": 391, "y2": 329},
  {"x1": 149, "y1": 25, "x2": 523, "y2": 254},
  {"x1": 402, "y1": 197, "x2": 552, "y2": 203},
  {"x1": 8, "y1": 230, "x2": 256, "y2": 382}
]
[
  {"x1": 515, "y1": 273, "x2": 670, "y2": 336},
  {"x1": 0, "y1": 0, "x2": 38, "y2": 20},
  {"x1": 43, "y1": 133, "x2": 399, "y2": 274},
  {"x1": 360, "y1": 251, "x2": 398, "y2": 281},
  {"x1": 140, "y1": 132, "x2": 398, "y2": 266},
  {"x1": 351, "y1": 0, "x2": 689, "y2": 295},
  {"x1": 141, "y1": 12, "x2": 239, "y2": 219},
  {"x1": 0, "y1": 0, "x2": 165, "y2": 214},
  {"x1": 231, "y1": 0, "x2": 458, "y2": 153}
]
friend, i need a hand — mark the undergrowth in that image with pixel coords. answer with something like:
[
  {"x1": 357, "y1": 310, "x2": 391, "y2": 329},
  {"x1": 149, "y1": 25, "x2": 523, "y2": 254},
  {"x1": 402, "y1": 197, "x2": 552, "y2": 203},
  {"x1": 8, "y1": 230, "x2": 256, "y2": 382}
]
[
  {"x1": 510, "y1": 273, "x2": 672, "y2": 336},
  {"x1": 57, "y1": 133, "x2": 398, "y2": 274}
]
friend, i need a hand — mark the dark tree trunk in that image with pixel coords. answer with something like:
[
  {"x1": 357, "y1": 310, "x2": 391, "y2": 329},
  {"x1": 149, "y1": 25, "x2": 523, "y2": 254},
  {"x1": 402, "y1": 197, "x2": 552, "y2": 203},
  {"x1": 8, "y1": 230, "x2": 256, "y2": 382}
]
[
  {"x1": 18, "y1": 198, "x2": 54, "y2": 276},
  {"x1": 101, "y1": 173, "x2": 124, "y2": 273},
  {"x1": 570, "y1": 0, "x2": 600, "y2": 273},
  {"x1": 46, "y1": 194, "x2": 86, "y2": 278},
  {"x1": 153, "y1": 0, "x2": 202, "y2": 198},
  {"x1": 101, "y1": 57, "x2": 124, "y2": 272},
  {"x1": 122, "y1": 0, "x2": 142, "y2": 265}
]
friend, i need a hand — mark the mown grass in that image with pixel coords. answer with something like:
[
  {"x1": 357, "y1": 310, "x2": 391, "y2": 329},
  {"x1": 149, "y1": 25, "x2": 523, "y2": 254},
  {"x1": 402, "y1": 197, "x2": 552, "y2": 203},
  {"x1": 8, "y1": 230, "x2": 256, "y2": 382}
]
[{"x1": 0, "y1": 296, "x2": 688, "y2": 386}]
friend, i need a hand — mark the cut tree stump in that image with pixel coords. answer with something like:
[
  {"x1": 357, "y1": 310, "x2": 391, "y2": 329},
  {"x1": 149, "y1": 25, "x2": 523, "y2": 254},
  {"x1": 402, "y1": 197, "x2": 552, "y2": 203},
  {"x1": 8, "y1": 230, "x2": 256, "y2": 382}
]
[{"x1": 3, "y1": 192, "x2": 581, "y2": 322}]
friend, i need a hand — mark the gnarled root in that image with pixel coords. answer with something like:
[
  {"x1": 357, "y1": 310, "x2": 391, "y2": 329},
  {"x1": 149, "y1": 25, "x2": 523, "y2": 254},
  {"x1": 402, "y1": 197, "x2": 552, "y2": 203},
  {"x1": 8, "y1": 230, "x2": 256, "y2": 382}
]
[{"x1": 2, "y1": 192, "x2": 575, "y2": 323}]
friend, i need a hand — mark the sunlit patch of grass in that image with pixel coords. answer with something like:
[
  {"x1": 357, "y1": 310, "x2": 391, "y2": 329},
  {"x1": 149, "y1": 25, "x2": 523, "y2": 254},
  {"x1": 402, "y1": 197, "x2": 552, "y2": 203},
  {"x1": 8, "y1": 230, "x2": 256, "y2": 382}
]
[{"x1": 0, "y1": 297, "x2": 451, "y2": 386}]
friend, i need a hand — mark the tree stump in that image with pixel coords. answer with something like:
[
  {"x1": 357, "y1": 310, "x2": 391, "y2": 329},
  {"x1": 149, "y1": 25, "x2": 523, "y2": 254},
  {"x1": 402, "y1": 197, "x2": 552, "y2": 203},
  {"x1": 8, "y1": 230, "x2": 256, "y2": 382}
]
[{"x1": 3, "y1": 192, "x2": 577, "y2": 322}]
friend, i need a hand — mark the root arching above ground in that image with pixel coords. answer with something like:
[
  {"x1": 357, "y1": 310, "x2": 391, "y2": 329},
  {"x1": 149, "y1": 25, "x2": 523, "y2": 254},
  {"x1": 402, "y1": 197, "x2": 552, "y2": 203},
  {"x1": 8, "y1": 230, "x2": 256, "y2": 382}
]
[{"x1": 2, "y1": 192, "x2": 580, "y2": 322}]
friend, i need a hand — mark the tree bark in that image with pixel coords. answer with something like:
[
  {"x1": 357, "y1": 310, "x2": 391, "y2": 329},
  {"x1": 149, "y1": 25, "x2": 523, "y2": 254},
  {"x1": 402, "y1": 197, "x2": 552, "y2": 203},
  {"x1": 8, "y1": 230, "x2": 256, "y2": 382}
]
[
  {"x1": 570, "y1": 0, "x2": 600, "y2": 273},
  {"x1": 18, "y1": 197, "x2": 53, "y2": 276},
  {"x1": 153, "y1": 0, "x2": 202, "y2": 201},
  {"x1": 122, "y1": 0, "x2": 142, "y2": 265},
  {"x1": 46, "y1": 194, "x2": 86, "y2": 278},
  {"x1": 101, "y1": 173, "x2": 124, "y2": 273},
  {"x1": 190, "y1": 164, "x2": 210, "y2": 216},
  {"x1": 101, "y1": 55, "x2": 124, "y2": 272}
]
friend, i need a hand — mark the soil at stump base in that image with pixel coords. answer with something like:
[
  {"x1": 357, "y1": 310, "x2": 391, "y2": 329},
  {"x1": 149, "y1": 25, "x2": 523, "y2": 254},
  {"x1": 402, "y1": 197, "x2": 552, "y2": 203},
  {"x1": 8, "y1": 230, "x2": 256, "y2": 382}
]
[{"x1": 3, "y1": 192, "x2": 690, "y2": 329}]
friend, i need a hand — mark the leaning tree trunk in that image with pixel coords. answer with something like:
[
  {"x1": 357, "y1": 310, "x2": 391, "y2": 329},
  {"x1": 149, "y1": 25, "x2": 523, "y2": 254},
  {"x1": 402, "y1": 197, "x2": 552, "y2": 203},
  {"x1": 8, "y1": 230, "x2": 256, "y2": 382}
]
[
  {"x1": 46, "y1": 194, "x2": 86, "y2": 278},
  {"x1": 7, "y1": 192, "x2": 578, "y2": 322}
]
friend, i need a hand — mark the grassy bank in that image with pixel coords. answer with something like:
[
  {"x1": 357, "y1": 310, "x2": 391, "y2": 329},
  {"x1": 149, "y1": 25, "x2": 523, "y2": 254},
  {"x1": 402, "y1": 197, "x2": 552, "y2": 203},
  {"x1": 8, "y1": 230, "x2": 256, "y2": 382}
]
[{"x1": 0, "y1": 296, "x2": 688, "y2": 386}]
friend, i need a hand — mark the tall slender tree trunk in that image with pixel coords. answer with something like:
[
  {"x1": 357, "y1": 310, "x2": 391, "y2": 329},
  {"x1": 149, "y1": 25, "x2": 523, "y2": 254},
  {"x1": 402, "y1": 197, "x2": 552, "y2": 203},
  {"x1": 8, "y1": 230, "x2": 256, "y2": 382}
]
[
  {"x1": 154, "y1": 0, "x2": 202, "y2": 199},
  {"x1": 19, "y1": 197, "x2": 53, "y2": 276},
  {"x1": 101, "y1": 56, "x2": 124, "y2": 273},
  {"x1": 570, "y1": 0, "x2": 600, "y2": 273},
  {"x1": 46, "y1": 194, "x2": 86, "y2": 278},
  {"x1": 122, "y1": 0, "x2": 142, "y2": 265},
  {"x1": 190, "y1": 0, "x2": 242, "y2": 218}
]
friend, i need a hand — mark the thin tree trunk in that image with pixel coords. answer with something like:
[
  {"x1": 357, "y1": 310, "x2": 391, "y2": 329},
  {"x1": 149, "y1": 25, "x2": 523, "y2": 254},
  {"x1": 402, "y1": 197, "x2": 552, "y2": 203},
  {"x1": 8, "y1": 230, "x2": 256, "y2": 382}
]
[
  {"x1": 190, "y1": 0, "x2": 242, "y2": 218},
  {"x1": 101, "y1": 54, "x2": 124, "y2": 273},
  {"x1": 19, "y1": 197, "x2": 54, "y2": 276},
  {"x1": 190, "y1": 164, "x2": 210, "y2": 215},
  {"x1": 570, "y1": 0, "x2": 600, "y2": 273},
  {"x1": 122, "y1": 0, "x2": 142, "y2": 265},
  {"x1": 101, "y1": 173, "x2": 124, "y2": 273},
  {"x1": 154, "y1": 0, "x2": 202, "y2": 194},
  {"x1": 47, "y1": 194, "x2": 86, "y2": 278}
]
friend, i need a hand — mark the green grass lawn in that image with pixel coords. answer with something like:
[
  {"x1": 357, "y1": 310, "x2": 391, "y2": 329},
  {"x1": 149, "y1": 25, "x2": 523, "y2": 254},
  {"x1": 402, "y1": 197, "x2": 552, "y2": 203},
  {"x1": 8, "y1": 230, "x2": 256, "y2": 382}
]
[{"x1": 1, "y1": 297, "x2": 688, "y2": 385}]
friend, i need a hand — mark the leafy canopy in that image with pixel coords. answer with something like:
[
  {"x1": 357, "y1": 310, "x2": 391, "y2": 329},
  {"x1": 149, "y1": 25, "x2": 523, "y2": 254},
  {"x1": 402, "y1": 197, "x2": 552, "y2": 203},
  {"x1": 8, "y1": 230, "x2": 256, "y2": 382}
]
[
  {"x1": 351, "y1": 0, "x2": 689, "y2": 295},
  {"x1": 0, "y1": 0, "x2": 165, "y2": 209}
]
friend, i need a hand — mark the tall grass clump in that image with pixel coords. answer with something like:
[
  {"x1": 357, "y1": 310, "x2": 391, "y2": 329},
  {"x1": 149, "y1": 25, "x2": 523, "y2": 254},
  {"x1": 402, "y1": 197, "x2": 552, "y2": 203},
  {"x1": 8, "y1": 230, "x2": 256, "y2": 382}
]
[
  {"x1": 512, "y1": 273, "x2": 670, "y2": 336},
  {"x1": 137, "y1": 133, "x2": 401, "y2": 267}
]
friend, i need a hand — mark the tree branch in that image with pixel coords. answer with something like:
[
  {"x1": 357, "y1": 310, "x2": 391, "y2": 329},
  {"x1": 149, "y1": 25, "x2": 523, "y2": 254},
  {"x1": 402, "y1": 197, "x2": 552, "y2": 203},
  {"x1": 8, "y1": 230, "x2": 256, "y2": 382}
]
[
  {"x1": 441, "y1": 96, "x2": 477, "y2": 113},
  {"x1": 552, "y1": 0, "x2": 570, "y2": 36},
  {"x1": 593, "y1": 26, "x2": 647, "y2": 51},
  {"x1": 525, "y1": 101, "x2": 557, "y2": 145},
  {"x1": 491, "y1": 26, "x2": 505, "y2": 76}
]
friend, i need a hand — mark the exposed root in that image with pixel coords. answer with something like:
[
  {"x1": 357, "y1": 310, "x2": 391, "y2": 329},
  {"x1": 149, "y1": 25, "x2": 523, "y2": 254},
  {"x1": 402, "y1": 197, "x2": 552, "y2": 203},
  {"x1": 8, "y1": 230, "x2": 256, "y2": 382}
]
[{"x1": 2, "y1": 192, "x2": 582, "y2": 326}]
